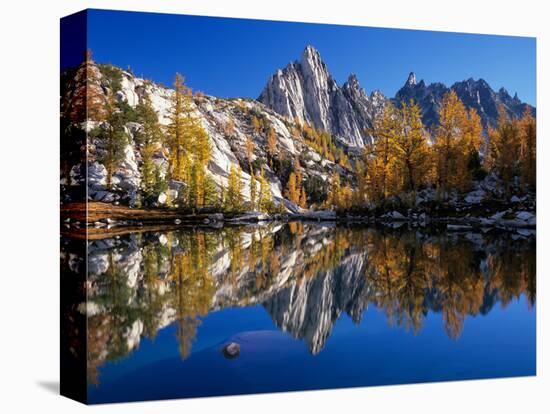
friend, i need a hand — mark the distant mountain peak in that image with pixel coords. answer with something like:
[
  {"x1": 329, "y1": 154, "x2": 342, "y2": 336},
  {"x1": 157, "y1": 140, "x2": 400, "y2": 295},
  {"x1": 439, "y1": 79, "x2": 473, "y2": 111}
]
[
  {"x1": 406, "y1": 72, "x2": 417, "y2": 86},
  {"x1": 260, "y1": 46, "x2": 534, "y2": 144},
  {"x1": 396, "y1": 75, "x2": 535, "y2": 128},
  {"x1": 344, "y1": 73, "x2": 362, "y2": 93},
  {"x1": 300, "y1": 45, "x2": 324, "y2": 69},
  {"x1": 259, "y1": 46, "x2": 386, "y2": 148},
  {"x1": 303, "y1": 44, "x2": 320, "y2": 58}
]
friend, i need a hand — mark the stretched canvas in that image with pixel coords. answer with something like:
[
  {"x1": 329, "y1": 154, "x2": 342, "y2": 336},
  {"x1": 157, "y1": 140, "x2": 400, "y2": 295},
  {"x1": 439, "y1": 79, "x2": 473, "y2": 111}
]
[{"x1": 60, "y1": 9, "x2": 536, "y2": 405}]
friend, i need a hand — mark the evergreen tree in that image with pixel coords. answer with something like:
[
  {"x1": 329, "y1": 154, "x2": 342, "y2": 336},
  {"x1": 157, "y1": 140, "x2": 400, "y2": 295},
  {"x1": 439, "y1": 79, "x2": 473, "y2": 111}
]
[
  {"x1": 486, "y1": 105, "x2": 521, "y2": 194},
  {"x1": 462, "y1": 107, "x2": 484, "y2": 183},
  {"x1": 203, "y1": 174, "x2": 219, "y2": 208},
  {"x1": 135, "y1": 94, "x2": 162, "y2": 197},
  {"x1": 167, "y1": 73, "x2": 195, "y2": 181},
  {"x1": 167, "y1": 73, "x2": 212, "y2": 208},
  {"x1": 393, "y1": 100, "x2": 431, "y2": 193},
  {"x1": 258, "y1": 168, "x2": 273, "y2": 213},
  {"x1": 363, "y1": 102, "x2": 399, "y2": 202},
  {"x1": 245, "y1": 135, "x2": 255, "y2": 167},
  {"x1": 286, "y1": 172, "x2": 299, "y2": 204},
  {"x1": 294, "y1": 153, "x2": 303, "y2": 185},
  {"x1": 519, "y1": 107, "x2": 536, "y2": 190},
  {"x1": 299, "y1": 186, "x2": 308, "y2": 209},
  {"x1": 326, "y1": 171, "x2": 341, "y2": 209},
  {"x1": 101, "y1": 94, "x2": 128, "y2": 190},
  {"x1": 267, "y1": 127, "x2": 277, "y2": 163},
  {"x1": 434, "y1": 90, "x2": 469, "y2": 197},
  {"x1": 250, "y1": 172, "x2": 258, "y2": 211},
  {"x1": 224, "y1": 165, "x2": 244, "y2": 212},
  {"x1": 153, "y1": 165, "x2": 167, "y2": 197},
  {"x1": 251, "y1": 116, "x2": 262, "y2": 134},
  {"x1": 68, "y1": 49, "x2": 106, "y2": 123},
  {"x1": 191, "y1": 121, "x2": 211, "y2": 207}
]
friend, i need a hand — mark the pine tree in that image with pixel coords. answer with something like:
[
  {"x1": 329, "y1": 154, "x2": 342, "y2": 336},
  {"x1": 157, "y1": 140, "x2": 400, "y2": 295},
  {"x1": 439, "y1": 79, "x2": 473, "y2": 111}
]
[
  {"x1": 294, "y1": 153, "x2": 303, "y2": 185},
  {"x1": 245, "y1": 135, "x2": 255, "y2": 166},
  {"x1": 326, "y1": 171, "x2": 341, "y2": 209},
  {"x1": 167, "y1": 73, "x2": 193, "y2": 181},
  {"x1": 203, "y1": 174, "x2": 219, "y2": 208},
  {"x1": 153, "y1": 165, "x2": 168, "y2": 198},
  {"x1": 250, "y1": 172, "x2": 258, "y2": 211},
  {"x1": 286, "y1": 172, "x2": 299, "y2": 204},
  {"x1": 166, "y1": 73, "x2": 212, "y2": 208},
  {"x1": 339, "y1": 185, "x2": 353, "y2": 210},
  {"x1": 518, "y1": 107, "x2": 536, "y2": 190},
  {"x1": 101, "y1": 94, "x2": 128, "y2": 190},
  {"x1": 135, "y1": 94, "x2": 162, "y2": 198},
  {"x1": 251, "y1": 116, "x2": 262, "y2": 134},
  {"x1": 434, "y1": 90, "x2": 469, "y2": 197},
  {"x1": 462, "y1": 107, "x2": 484, "y2": 183},
  {"x1": 299, "y1": 186, "x2": 307, "y2": 209},
  {"x1": 393, "y1": 100, "x2": 430, "y2": 193},
  {"x1": 267, "y1": 127, "x2": 277, "y2": 162},
  {"x1": 353, "y1": 160, "x2": 369, "y2": 207},
  {"x1": 486, "y1": 105, "x2": 521, "y2": 194},
  {"x1": 258, "y1": 168, "x2": 273, "y2": 213},
  {"x1": 68, "y1": 49, "x2": 106, "y2": 123},
  {"x1": 191, "y1": 122, "x2": 211, "y2": 207},
  {"x1": 364, "y1": 102, "x2": 399, "y2": 202},
  {"x1": 224, "y1": 165, "x2": 244, "y2": 212}
]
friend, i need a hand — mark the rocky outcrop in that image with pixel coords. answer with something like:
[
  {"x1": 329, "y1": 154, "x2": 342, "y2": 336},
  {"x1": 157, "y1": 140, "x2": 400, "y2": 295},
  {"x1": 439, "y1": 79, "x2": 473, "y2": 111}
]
[
  {"x1": 258, "y1": 46, "x2": 386, "y2": 148},
  {"x1": 61, "y1": 48, "x2": 536, "y2": 209},
  {"x1": 61, "y1": 59, "x2": 347, "y2": 208}
]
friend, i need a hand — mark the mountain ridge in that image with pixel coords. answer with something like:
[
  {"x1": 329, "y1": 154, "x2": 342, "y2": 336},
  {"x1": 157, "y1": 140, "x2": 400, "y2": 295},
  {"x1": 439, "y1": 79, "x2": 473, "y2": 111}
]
[{"x1": 260, "y1": 45, "x2": 535, "y2": 138}]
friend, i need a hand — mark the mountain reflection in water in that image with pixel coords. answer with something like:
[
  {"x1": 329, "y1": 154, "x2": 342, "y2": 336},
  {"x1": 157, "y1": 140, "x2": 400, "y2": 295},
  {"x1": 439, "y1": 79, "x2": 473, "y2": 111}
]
[{"x1": 60, "y1": 222, "x2": 535, "y2": 389}]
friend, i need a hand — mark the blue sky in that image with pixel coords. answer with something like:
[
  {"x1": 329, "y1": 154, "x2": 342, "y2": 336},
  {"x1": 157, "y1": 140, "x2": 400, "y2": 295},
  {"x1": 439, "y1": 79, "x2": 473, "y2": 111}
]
[{"x1": 83, "y1": 9, "x2": 536, "y2": 105}]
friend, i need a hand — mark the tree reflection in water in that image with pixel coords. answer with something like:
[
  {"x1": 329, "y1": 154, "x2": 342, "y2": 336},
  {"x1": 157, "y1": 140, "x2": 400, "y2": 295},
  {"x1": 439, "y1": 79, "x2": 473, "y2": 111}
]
[{"x1": 61, "y1": 223, "x2": 535, "y2": 385}]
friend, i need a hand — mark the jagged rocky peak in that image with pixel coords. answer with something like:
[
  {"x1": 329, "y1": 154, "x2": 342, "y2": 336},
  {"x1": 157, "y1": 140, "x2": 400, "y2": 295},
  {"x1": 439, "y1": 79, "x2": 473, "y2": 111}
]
[
  {"x1": 61, "y1": 57, "x2": 354, "y2": 210},
  {"x1": 344, "y1": 73, "x2": 361, "y2": 90},
  {"x1": 301, "y1": 44, "x2": 328, "y2": 73},
  {"x1": 395, "y1": 72, "x2": 535, "y2": 129},
  {"x1": 406, "y1": 71, "x2": 417, "y2": 86},
  {"x1": 259, "y1": 45, "x2": 386, "y2": 148}
]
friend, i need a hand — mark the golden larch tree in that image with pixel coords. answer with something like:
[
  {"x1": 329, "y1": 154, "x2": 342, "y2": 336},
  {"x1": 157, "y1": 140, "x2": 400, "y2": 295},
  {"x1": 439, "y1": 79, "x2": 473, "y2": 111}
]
[
  {"x1": 518, "y1": 107, "x2": 536, "y2": 190},
  {"x1": 434, "y1": 90, "x2": 469, "y2": 197},
  {"x1": 286, "y1": 172, "x2": 300, "y2": 204},
  {"x1": 486, "y1": 105, "x2": 521, "y2": 194},
  {"x1": 393, "y1": 100, "x2": 431, "y2": 193}
]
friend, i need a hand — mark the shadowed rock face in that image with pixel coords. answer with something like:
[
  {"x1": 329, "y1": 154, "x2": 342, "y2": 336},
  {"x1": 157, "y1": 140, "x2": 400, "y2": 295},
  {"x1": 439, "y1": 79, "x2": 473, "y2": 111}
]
[{"x1": 258, "y1": 46, "x2": 386, "y2": 148}]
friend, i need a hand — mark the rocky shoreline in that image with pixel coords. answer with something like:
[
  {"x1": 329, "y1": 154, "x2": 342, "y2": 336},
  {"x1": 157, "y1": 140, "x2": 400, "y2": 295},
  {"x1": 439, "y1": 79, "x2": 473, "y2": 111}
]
[{"x1": 61, "y1": 200, "x2": 535, "y2": 240}]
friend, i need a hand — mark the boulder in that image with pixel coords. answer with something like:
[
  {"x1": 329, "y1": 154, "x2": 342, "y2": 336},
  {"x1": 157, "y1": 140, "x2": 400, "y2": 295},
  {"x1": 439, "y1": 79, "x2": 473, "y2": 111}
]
[
  {"x1": 229, "y1": 212, "x2": 270, "y2": 222},
  {"x1": 464, "y1": 189, "x2": 486, "y2": 204},
  {"x1": 516, "y1": 211, "x2": 536, "y2": 226},
  {"x1": 222, "y1": 342, "x2": 240, "y2": 359},
  {"x1": 158, "y1": 193, "x2": 167, "y2": 205},
  {"x1": 385, "y1": 211, "x2": 406, "y2": 221},
  {"x1": 490, "y1": 211, "x2": 507, "y2": 221},
  {"x1": 295, "y1": 210, "x2": 337, "y2": 220}
]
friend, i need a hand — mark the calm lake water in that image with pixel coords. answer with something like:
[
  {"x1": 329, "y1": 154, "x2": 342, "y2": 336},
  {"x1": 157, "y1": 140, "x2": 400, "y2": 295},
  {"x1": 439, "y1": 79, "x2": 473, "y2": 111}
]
[{"x1": 61, "y1": 222, "x2": 536, "y2": 404}]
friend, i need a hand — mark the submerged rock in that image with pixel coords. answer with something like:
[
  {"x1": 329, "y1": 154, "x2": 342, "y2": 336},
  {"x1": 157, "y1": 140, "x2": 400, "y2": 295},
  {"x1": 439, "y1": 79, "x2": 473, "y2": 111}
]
[{"x1": 222, "y1": 342, "x2": 240, "y2": 359}]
